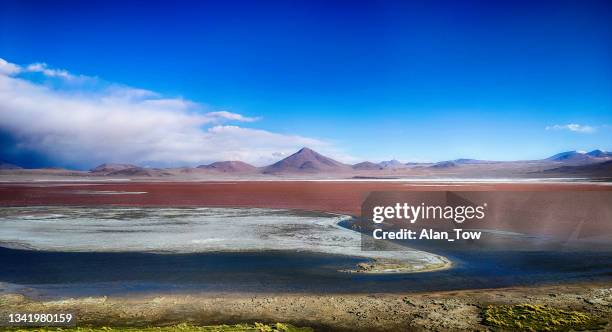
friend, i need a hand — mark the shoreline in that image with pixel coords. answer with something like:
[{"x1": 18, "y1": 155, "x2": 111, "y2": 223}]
[{"x1": 2, "y1": 281, "x2": 610, "y2": 331}]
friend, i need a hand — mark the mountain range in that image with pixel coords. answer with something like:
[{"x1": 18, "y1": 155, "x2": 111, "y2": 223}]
[
  {"x1": 197, "y1": 161, "x2": 257, "y2": 173},
  {"x1": 1, "y1": 148, "x2": 611, "y2": 179},
  {"x1": 546, "y1": 150, "x2": 612, "y2": 162}
]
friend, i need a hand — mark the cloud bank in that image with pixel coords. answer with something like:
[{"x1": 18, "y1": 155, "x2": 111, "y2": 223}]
[
  {"x1": 0, "y1": 58, "x2": 335, "y2": 168},
  {"x1": 545, "y1": 123, "x2": 596, "y2": 134}
]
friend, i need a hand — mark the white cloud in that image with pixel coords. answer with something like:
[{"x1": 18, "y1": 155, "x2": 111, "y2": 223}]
[
  {"x1": 545, "y1": 123, "x2": 596, "y2": 134},
  {"x1": 0, "y1": 58, "x2": 340, "y2": 167},
  {"x1": 25, "y1": 62, "x2": 77, "y2": 80},
  {"x1": 204, "y1": 111, "x2": 259, "y2": 123},
  {"x1": 0, "y1": 58, "x2": 21, "y2": 75}
]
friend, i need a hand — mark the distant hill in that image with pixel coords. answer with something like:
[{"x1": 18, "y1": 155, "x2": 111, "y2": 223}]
[
  {"x1": 586, "y1": 149, "x2": 612, "y2": 158},
  {"x1": 453, "y1": 158, "x2": 495, "y2": 164},
  {"x1": 0, "y1": 161, "x2": 22, "y2": 169},
  {"x1": 378, "y1": 160, "x2": 406, "y2": 169},
  {"x1": 542, "y1": 160, "x2": 612, "y2": 177},
  {"x1": 90, "y1": 163, "x2": 171, "y2": 177},
  {"x1": 352, "y1": 161, "x2": 382, "y2": 170},
  {"x1": 544, "y1": 150, "x2": 612, "y2": 164},
  {"x1": 545, "y1": 151, "x2": 593, "y2": 162},
  {"x1": 106, "y1": 167, "x2": 171, "y2": 177},
  {"x1": 404, "y1": 162, "x2": 431, "y2": 166},
  {"x1": 90, "y1": 163, "x2": 138, "y2": 173},
  {"x1": 197, "y1": 161, "x2": 257, "y2": 173},
  {"x1": 429, "y1": 161, "x2": 459, "y2": 169},
  {"x1": 263, "y1": 148, "x2": 349, "y2": 173}
]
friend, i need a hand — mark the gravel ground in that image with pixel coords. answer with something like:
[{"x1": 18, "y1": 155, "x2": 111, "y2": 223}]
[{"x1": 1, "y1": 282, "x2": 610, "y2": 331}]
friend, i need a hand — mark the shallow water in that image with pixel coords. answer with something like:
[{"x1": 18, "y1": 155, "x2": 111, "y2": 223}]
[
  {"x1": 0, "y1": 206, "x2": 610, "y2": 298},
  {"x1": 0, "y1": 247, "x2": 610, "y2": 299}
]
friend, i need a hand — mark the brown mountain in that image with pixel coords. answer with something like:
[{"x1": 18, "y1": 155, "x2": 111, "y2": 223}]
[
  {"x1": 90, "y1": 163, "x2": 138, "y2": 174},
  {"x1": 197, "y1": 161, "x2": 257, "y2": 173},
  {"x1": 90, "y1": 163, "x2": 171, "y2": 177},
  {"x1": 352, "y1": 161, "x2": 382, "y2": 170},
  {"x1": 106, "y1": 167, "x2": 171, "y2": 177},
  {"x1": 263, "y1": 148, "x2": 349, "y2": 173}
]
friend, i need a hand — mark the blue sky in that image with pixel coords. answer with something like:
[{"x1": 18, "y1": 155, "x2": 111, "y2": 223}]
[{"x1": 0, "y1": 0, "x2": 611, "y2": 167}]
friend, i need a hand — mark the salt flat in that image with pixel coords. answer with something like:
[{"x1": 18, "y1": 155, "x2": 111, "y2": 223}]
[{"x1": 0, "y1": 206, "x2": 448, "y2": 272}]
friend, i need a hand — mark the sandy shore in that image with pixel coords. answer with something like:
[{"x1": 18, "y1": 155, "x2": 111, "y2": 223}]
[{"x1": 1, "y1": 282, "x2": 610, "y2": 331}]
